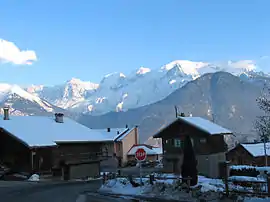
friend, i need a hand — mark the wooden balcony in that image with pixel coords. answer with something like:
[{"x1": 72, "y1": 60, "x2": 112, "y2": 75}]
[{"x1": 59, "y1": 151, "x2": 112, "y2": 163}]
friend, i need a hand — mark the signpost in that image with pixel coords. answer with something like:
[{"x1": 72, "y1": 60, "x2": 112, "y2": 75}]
[{"x1": 135, "y1": 148, "x2": 147, "y2": 186}]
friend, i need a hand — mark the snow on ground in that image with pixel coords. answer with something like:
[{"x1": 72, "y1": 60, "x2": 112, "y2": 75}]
[
  {"x1": 28, "y1": 174, "x2": 40, "y2": 181},
  {"x1": 99, "y1": 175, "x2": 225, "y2": 201},
  {"x1": 229, "y1": 176, "x2": 266, "y2": 182},
  {"x1": 195, "y1": 175, "x2": 224, "y2": 192},
  {"x1": 99, "y1": 173, "x2": 270, "y2": 201},
  {"x1": 243, "y1": 197, "x2": 270, "y2": 201}
]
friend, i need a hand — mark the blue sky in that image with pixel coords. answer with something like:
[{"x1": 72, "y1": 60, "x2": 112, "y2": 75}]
[{"x1": 0, "y1": 0, "x2": 269, "y2": 85}]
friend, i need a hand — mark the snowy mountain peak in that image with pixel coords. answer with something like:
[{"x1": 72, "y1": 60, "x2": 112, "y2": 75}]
[
  {"x1": 0, "y1": 83, "x2": 53, "y2": 112},
  {"x1": 100, "y1": 72, "x2": 126, "y2": 88},
  {"x1": 67, "y1": 78, "x2": 99, "y2": 90},
  {"x1": 136, "y1": 67, "x2": 151, "y2": 75},
  {"x1": 104, "y1": 72, "x2": 126, "y2": 78},
  {"x1": 160, "y1": 60, "x2": 209, "y2": 78}
]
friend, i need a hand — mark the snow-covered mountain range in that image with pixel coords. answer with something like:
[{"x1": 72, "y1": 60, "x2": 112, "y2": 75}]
[
  {"x1": 0, "y1": 59, "x2": 269, "y2": 144},
  {"x1": 7, "y1": 60, "x2": 266, "y2": 116},
  {"x1": 0, "y1": 83, "x2": 65, "y2": 116}
]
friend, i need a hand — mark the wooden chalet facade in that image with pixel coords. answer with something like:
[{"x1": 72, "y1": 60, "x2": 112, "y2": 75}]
[
  {"x1": 54, "y1": 127, "x2": 139, "y2": 169},
  {"x1": 226, "y1": 142, "x2": 270, "y2": 166},
  {"x1": 0, "y1": 109, "x2": 138, "y2": 176},
  {"x1": 153, "y1": 116, "x2": 232, "y2": 178}
]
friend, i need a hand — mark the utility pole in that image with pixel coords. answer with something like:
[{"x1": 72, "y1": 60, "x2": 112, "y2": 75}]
[
  {"x1": 264, "y1": 135, "x2": 268, "y2": 166},
  {"x1": 174, "y1": 106, "x2": 178, "y2": 118}
]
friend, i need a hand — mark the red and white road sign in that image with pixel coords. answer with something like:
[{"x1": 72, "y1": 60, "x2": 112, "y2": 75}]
[{"x1": 135, "y1": 148, "x2": 147, "y2": 161}]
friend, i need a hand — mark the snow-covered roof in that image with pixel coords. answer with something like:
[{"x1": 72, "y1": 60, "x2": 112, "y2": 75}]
[
  {"x1": 241, "y1": 143, "x2": 270, "y2": 157},
  {"x1": 153, "y1": 116, "x2": 232, "y2": 138},
  {"x1": 178, "y1": 117, "x2": 232, "y2": 135},
  {"x1": 0, "y1": 116, "x2": 129, "y2": 147},
  {"x1": 115, "y1": 127, "x2": 135, "y2": 141},
  {"x1": 127, "y1": 145, "x2": 163, "y2": 156}
]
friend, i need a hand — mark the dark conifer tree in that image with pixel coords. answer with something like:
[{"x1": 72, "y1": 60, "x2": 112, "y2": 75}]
[{"x1": 181, "y1": 135, "x2": 198, "y2": 186}]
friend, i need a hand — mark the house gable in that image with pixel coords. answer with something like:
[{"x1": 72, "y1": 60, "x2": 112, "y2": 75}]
[
  {"x1": 226, "y1": 144, "x2": 255, "y2": 165},
  {"x1": 153, "y1": 117, "x2": 232, "y2": 139}
]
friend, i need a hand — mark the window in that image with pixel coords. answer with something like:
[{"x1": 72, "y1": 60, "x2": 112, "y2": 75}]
[
  {"x1": 199, "y1": 138, "x2": 207, "y2": 143},
  {"x1": 165, "y1": 139, "x2": 173, "y2": 145},
  {"x1": 174, "y1": 139, "x2": 182, "y2": 147},
  {"x1": 189, "y1": 138, "x2": 193, "y2": 146}
]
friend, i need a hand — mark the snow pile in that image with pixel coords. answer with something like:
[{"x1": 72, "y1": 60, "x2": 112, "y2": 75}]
[
  {"x1": 28, "y1": 174, "x2": 40, "y2": 182},
  {"x1": 229, "y1": 176, "x2": 266, "y2": 182},
  {"x1": 195, "y1": 176, "x2": 224, "y2": 192},
  {"x1": 99, "y1": 175, "x2": 226, "y2": 201},
  {"x1": 243, "y1": 197, "x2": 270, "y2": 201},
  {"x1": 230, "y1": 165, "x2": 270, "y2": 174}
]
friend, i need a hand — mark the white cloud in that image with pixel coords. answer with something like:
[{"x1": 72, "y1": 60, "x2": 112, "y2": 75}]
[
  {"x1": 0, "y1": 38, "x2": 37, "y2": 65},
  {"x1": 227, "y1": 60, "x2": 256, "y2": 71}
]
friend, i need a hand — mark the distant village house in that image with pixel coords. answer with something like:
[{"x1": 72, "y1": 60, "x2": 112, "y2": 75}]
[
  {"x1": 153, "y1": 115, "x2": 232, "y2": 178},
  {"x1": 127, "y1": 144, "x2": 163, "y2": 162},
  {"x1": 226, "y1": 142, "x2": 270, "y2": 166}
]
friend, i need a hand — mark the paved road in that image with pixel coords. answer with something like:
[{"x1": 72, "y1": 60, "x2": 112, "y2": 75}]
[{"x1": 0, "y1": 180, "x2": 143, "y2": 202}]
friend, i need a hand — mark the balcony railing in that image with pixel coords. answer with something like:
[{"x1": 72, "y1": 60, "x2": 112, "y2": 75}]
[{"x1": 59, "y1": 151, "x2": 112, "y2": 162}]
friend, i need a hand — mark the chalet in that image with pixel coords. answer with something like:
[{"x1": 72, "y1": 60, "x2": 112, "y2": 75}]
[
  {"x1": 55, "y1": 126, "x2": 139, "y2": 169},
  {"x1": 0, "y1": 108, "x2": 138, "y2": 175},
  {"x1": 127, "y1": 144, "x2": 163, "y2": 162},
  {"x1": 153, "y1": 116, "x2": 232, "y2": 178},
  {"x1": 226, "y1": 142, "x2": 270, "y2": 166}
]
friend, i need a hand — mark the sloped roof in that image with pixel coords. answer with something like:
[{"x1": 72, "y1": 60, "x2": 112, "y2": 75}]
[
  {"x1": 153, "y1": 116, "x2": 232, "y2": 138},
  {"x1": 0, "y1": 115, "x2": 129, "y2": 147},
  {"x1": 115, "y1": 127, "x2": 136, "y2": 141},
  {"x1": 241, "y1": 143, "x2": 270, "y2": 157},
  {"x1": 178, "y1": 117, "x2": 232, "y2": 135},
  {"x1": 127, "y1": 145, "x2": 163, "y2": 156}
]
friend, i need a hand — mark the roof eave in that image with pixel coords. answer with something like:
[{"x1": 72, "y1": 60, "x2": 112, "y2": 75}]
[
  {"x1": 114, "y1": 128, "x2": 130, "y2": 141},
  {"x1": 0, "y1": 127, "x2": 31, "y2": 149},
  {"x1": 152, "y1": 119, "x2": 179, "y2": 138},
  {"x1": 55, "y1": 140, "x2": 114, "y2": 144},
  {"x1": 209, "y1": 132, "x2": 233, "y2": 136}
]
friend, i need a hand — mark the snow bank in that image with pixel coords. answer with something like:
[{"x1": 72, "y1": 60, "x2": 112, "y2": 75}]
[
  {"x1": 229, "y1": 176, "x2": 266, "y2": 182},
  {"x1": 99, "y1": 175, "x2": 225, "y2": 201},
  {"x1": 243, "y1": 197, "x2": 270, "y2": 201},
  {"x1": 28, "y1": 174, "x2": 40, "y2": 182},
  {"x1": 230, "y1": 165, "x2": 270, "y2": 174}
]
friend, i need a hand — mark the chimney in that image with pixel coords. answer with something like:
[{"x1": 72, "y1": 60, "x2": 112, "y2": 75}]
[
  {"x1": 126, "y1": 124, "x2": 128, "y2": 128},
  {"x1": 180, "y1": 112, "x2": 185, "y2": 117},
  {"x1": 135, "y1": 125, "x2": 139, "y2": 144},
  {"x1": 55, "y1": 113, "x2": 64, "y2": 123},
  {"x1": 3, "y1": 107, "x2": 9, "y2": 120},
  {"x1": 107, "y1": 128, "x2": 110, "y2": 132}
]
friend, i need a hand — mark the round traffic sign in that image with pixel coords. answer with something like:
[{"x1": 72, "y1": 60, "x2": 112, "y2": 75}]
[{"x1": 135, "y1": 148, "x2": 147, "y2": 161}]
